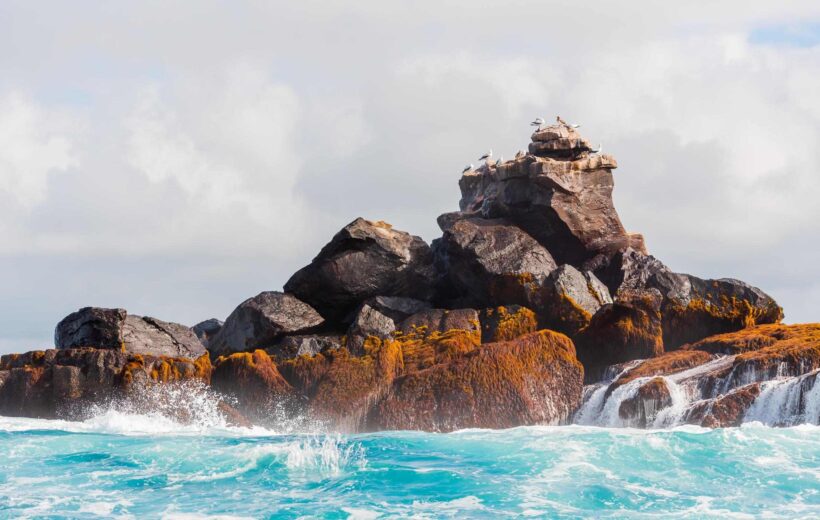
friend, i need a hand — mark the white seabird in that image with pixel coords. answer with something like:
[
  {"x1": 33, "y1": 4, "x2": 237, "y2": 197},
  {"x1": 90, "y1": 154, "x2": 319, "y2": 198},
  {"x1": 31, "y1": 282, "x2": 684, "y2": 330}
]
[
  {"x1": 530, "y1": 117, "x2": 545, "y2": 128},
  {"x1": 589, "y1": 143, "x2": 602, "y2": 154},
  {"x1": 478, "y1": 149, "x2": 493, "y2": 161},
  {"x1": 462, "y1": 164, "x2": 474, "y2": 174}
]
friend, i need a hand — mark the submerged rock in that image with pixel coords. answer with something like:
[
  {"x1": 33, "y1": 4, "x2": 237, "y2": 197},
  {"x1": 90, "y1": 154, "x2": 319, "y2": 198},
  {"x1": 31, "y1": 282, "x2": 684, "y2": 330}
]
[
  {"x1": 207, "y1": 292, "x2": 325, "y2": 356},
  {"x1": 284, "y1": 218, "x2": 437, "y2": 323}
]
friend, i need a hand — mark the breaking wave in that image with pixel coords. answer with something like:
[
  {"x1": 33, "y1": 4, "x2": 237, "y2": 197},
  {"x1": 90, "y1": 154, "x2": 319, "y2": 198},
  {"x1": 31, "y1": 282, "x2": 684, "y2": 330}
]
[{"x1": 0, "y1": 418, "x2": 818, "y2": 518}]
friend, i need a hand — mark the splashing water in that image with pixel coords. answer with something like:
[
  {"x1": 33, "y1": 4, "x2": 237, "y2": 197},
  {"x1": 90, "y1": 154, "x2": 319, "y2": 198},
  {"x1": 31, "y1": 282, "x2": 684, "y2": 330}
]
[
  {"x1": 575, "y1": 357, "x2": 820, "y2": 428},
  {"x1": 0, "y1": 416, "x2": 818, "y2": 518}
]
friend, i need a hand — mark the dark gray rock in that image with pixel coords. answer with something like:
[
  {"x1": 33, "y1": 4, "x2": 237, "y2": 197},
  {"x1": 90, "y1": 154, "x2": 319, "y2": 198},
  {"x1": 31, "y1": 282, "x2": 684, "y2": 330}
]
[
  {"x1": 592, "y1": 248, "x2": 783, "y2": 349},
  {"x1": 55, "y1": 307, "x2": 127, "y2": 350},
  {"x1": 208, "y1": 292, "x2": 325, "y2": 355},
  {"x1": 663, "y1": 276, "x2": 783, "y2": 349},
  {"x1": 346, "y1": 297, "x2": 431, "y2": 354},
  {"x1": 121, "y1": 315, "x2": 206, "y2": 358},
  {"x1": 192, "y1": 318, "x2": 223, "y2": 347},
  {"x1": 284, "y1": 218, "x2": 437, "y2": 323},
  {"x1": 592, "y1": 247, "x2": 690, "y2": 302},
  {"x1": 55, "y1": 307, "x2": 205, "y2": 358},
  {"x1": 540, "y1": 265, "x2": 612, "y2": 336},
  {"x1": 270, "y1": 334, "x2": 343, "y2": 359},
  {"x1": 434, "y1": 213, "x2": 557, "y2": 309}
]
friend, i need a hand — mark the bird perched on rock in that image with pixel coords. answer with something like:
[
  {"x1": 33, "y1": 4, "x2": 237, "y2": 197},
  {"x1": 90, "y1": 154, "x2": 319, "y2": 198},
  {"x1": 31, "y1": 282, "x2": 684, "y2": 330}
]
[
  {"x1": 530, "y1": 117, "x2": 545, "y2": 128},
  {"x1": 515, "y1": 150, "x2": 524, "y2": 159},
  {"x1": 478, "y1": 149, "x2": 493, "y2": 162},
  {"x1": 589, "y1": 143, "x2": 602, "y2": 154},
  {"x1": 557, "y1": 115, "x2": 580, "y2": 129},
  {"x1": 495, "y1": 156, "x2": 504, "y2": 167},
  {"x1": 462, "y1": 164, "x2": 474, "y2": 174}
]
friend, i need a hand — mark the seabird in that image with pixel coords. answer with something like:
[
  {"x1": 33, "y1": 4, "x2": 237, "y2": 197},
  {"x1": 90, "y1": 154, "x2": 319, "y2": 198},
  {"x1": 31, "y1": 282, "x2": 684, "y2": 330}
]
[
  {"x1": 478, "y1": 149, "x2": 493, "y2": 161},
  {"x1": 589, "y1": 143, "x2": 602, "y2": 154},
  {"x1": 515, "y1": 150, "x2": 524, "y2": 159},
  {"x1": 556, "y1": 115, "x2": 568, "y2": 126},
  {"x1": 462, "y1": 164, "x2": 474, "y2": 174},
  {"x1": 496, "y1": 156, "x2": 504, "y2": 167},
  {"x1": 530, "y1": 117, "x2": 545, "y2": 127},
  {"x1": 570, "y1": 123, "x2": 581, "y2": 129}
]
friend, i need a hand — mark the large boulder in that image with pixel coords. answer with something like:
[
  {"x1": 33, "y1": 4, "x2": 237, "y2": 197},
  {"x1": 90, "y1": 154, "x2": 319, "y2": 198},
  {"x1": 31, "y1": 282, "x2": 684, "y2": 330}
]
[
  {"x1": 539, "y1": 265, "x2": 612, "y2": 336},
  {"x1": 0, "y1": 348, "x2": 211, "y2": 419},
  {"x1": 211, "y1": 350, "x2": 293, "y2": 422},
  {"x1": 592, "y1": 248, "x2": 783, "y2": 349},
  {"x1": 207, "y1": 292, "x2": 324, "y2": 356},
  {"x1": 574, "y1": 290, "x2": 664, "y2": 375},
  {"x1": 458, "y1": 123, "x2": 642, "y2": 265},
  {"x1": 284, "y1": 218, "x2": 437, "y2": 323},
  {"x1": 433, "y1": 213, "x2": 557, "y2": 308},
  {"x1": 663, "y1": 276, "x2": 783, "y2": 349},
  {"x1": 54, "y1": 307, "x2": 127, "y2": 350},
  {"x1": 346, "y1": 296, "x2": 430, "y2": 355},
  {"x1": 367, "y1": 330, "x2": 584, "y2": 431},
  {"x1": 55, "y1": 307, "x2": 206, "y2": 358}
]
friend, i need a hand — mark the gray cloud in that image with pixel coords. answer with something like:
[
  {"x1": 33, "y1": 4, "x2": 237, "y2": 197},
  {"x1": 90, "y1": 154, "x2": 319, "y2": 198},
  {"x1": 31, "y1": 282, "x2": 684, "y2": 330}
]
[{"x1": 0, "y1": 2, "x2": 819, "y2": 352}]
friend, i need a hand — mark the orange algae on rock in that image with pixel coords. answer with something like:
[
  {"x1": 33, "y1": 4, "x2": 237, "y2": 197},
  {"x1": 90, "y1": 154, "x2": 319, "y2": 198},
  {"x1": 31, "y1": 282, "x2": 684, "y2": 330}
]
[
  {"x1": 611, "y1": 350, "x2": 713, "y2": 388},
  {"x1": 480, "y1": 306, "x2": 538, "y2": 343},
  {"x1": 367, "y1": 330, "x2": 583, "y2": 432},
  {"x1": 663, "y1": 294, "x2": 784, "y2": 350},
  {"x1": 575, "y1": 291, "x2": 664, "y2": 372},
  {"x1": 278, "y1": 340, "x2": 405, "y2": 431}
]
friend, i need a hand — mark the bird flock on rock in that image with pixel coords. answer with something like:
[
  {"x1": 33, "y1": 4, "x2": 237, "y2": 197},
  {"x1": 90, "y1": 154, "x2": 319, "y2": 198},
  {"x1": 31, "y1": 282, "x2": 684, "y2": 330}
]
[{"x1": 462, "y1": 115, "x2": 595, "y2": 174}]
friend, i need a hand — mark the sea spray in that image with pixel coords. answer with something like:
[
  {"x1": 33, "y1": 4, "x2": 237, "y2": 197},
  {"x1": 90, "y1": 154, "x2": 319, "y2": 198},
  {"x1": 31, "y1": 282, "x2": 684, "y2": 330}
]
[
  {"x1": 575, "y1": 356, "x2": 820, "y2": 428},
  {"x1": 0, "y1": 418, "x2": 817, "y2": 518}
]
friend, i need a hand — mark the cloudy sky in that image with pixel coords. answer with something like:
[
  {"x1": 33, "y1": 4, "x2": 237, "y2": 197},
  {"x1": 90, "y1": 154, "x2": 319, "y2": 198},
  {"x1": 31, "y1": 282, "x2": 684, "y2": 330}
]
[{"x1": 1, "y1": 1, "x2": 819, "y2": 353}]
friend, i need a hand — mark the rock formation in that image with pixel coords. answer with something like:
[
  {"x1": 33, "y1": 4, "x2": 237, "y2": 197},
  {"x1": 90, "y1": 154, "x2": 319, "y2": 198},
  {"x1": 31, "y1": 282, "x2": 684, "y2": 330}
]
[
  {"x1": 284, "y1": 218, "x2": 437, "y2": 323},
  {"x1": 1, "y1": 117, "x2": 808, "y2": 431},
  {"x1": 55, "y1": 307, "x2": 205, "y2": 358},
  {"x1": 207, "y1": 292, "x2": 325, "y2": 356}
]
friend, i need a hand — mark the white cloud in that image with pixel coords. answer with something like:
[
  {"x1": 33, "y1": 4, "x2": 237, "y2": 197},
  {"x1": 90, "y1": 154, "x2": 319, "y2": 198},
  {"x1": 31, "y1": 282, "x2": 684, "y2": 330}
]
[
  {"x1": 0, "y1": 2, "x2": 819, "y2": 351},
  {"x1": 126, "y1": 63, "x2": 305, "y2": 226},
  {"x1": 0, "y1": 92, "x2": 77, "y2": 210}
]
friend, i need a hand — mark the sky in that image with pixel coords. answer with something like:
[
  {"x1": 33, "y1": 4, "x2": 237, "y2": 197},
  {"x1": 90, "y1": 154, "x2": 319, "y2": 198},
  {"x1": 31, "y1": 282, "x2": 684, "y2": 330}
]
[{"x1": 1, "y1": 1, "x2": 819, "y2": 353}]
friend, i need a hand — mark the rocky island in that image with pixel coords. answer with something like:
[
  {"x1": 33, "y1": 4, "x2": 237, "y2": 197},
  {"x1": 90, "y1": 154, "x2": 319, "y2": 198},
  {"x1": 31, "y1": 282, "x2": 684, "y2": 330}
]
[{"x1": 1, "y1": 120, "x2": 816, "y2": 431}]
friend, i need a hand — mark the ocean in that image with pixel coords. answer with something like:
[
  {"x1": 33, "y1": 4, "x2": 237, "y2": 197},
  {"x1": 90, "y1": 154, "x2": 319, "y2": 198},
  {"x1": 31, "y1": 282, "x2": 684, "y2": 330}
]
[{"x1": 1, "y1": 409, "x2": 818, "y2": 519}]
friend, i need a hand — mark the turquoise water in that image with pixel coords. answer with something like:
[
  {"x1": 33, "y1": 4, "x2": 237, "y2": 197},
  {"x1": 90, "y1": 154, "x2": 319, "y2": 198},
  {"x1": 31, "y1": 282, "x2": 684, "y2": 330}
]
[{"x1": 1, "y1": 413, "x2": 818, "y2": 519}]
